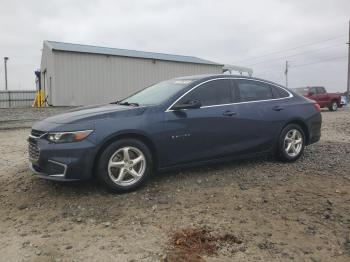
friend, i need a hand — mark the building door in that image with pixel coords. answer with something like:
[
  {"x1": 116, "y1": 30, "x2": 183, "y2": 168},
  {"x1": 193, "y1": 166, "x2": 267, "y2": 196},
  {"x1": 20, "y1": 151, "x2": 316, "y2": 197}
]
[
  {"x1": 48, "y1": 77, "x2": 52, "y2": 105},
  {"x1": 42, "y1": 71, "x2": 46, "y2": 97}
]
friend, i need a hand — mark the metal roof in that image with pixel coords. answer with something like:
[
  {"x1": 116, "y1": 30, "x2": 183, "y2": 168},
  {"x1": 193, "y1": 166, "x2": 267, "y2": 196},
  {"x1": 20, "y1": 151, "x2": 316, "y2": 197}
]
[{"x1": 45, "y1": 41, "x2": 222, "y2": 66}]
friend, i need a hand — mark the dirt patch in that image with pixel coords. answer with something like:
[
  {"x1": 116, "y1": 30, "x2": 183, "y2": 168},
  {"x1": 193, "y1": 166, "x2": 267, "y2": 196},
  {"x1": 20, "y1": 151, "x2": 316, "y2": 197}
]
[{"x1": 167, "y1": 228, "x2": 244, "y2": 261}]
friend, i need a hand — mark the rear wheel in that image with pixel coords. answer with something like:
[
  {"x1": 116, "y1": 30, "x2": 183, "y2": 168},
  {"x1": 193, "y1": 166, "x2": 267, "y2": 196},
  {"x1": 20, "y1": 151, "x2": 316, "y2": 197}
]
[
  {"x1": 277, "y1": 124, "x2": 305, "y2": 162},
  {"x1": 329, "y1": 101, "x2": 338, "y2": 111},
  {"x1": 97, "y1": 139, "x2": 153, "y2": 193}
]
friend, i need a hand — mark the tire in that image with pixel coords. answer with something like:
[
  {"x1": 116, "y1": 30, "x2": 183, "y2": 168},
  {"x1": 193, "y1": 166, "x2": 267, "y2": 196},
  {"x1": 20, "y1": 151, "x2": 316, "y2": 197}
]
[
  {"x1": 97, "y1": 138, "x2": 153, "y2": 193},
  {"x1": 328, "y1": 101, "x2": 338, "y2": 111},
  {"x1": 276, "y1": 124, "x2": 305, "y2": 162}
]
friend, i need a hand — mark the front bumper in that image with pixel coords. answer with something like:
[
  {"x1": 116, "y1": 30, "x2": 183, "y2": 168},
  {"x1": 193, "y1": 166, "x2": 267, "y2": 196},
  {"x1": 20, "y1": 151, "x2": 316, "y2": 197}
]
[
  {"x1": 28, "y1": 134, "x2": 97, "y2": 181},
  {"x1": 29, "y1": 162, "x2": 79, "y2": 181}
]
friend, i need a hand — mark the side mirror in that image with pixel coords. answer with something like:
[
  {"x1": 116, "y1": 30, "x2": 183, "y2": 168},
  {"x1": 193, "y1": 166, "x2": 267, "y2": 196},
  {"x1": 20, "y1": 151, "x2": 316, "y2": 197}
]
[
  {"x1": 307, "y1": 91, "x2": 314, "y2": 96},
  {"x1": 171, "y1": 99, "x2": 202, "y2": 110}
]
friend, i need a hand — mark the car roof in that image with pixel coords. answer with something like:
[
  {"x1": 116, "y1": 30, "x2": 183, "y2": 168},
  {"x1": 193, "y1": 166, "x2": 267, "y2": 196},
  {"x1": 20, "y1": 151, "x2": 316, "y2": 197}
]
[{"x1": 175, "y1": 74, "x2": 286, "y2": 88}]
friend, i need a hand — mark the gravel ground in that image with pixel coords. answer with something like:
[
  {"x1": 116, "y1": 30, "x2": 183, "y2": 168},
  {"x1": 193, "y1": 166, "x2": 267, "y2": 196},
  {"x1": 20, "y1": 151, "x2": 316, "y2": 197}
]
[
  {"x1": 0, "y1": 108, "x2": 350, "y2": 262},
  {"x1": 0, "y1": 107, "x2": 75, "y2": 129}
]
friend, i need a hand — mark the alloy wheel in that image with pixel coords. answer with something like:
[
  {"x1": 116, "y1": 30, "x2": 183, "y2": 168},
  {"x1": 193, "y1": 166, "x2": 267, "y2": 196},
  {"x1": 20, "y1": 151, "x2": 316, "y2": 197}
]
[
  {"x1": 108, "y1": 146, "x2": 146, "y2": 186},
  {"x1": 284, "y1": 129, "x2": 303, "y2": 157},
  {"x1": 332, "y1": 102, "x2": 337, "y2": 111}
]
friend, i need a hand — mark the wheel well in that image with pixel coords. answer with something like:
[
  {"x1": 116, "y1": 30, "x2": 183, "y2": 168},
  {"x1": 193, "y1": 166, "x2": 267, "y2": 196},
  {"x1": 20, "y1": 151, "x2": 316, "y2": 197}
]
[
  {"x1": 92, "y1": 133, "x2": 158, "y2": 177},
  {"x1": 284, "y1": 120, "x2": 310, "y2": 145},
  {"x1": 331, "y1": 99, "x2": 338, "y2": 105}
]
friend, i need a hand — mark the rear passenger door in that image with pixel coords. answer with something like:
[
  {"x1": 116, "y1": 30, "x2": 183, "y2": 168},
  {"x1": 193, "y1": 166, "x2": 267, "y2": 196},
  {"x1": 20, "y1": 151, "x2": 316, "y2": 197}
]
[{"x1": 232, "y1": 79, "x2": 291, "y2": 153}]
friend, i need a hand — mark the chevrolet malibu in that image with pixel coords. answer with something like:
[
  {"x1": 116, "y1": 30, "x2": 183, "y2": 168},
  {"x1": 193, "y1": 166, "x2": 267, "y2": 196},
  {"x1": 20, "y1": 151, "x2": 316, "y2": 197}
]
[{"x1": 29, "y1": 75, "x2": 322, "y2": 193}]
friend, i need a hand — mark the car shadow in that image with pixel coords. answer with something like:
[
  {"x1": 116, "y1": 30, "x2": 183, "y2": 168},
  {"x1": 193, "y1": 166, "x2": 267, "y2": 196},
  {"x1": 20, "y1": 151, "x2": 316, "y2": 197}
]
[
  {"x1": 26, "y1": 149, "x2": 308, "y2": 197},
  {"x1": 26, "y1": 154, "x2": 274, "y2": 196}
]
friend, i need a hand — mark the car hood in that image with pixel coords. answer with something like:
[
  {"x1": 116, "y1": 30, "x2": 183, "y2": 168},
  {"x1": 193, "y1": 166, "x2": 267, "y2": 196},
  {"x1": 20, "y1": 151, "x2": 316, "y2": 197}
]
[{"x1": 42, "y1": 104, "x2": 148, "y2": 124}]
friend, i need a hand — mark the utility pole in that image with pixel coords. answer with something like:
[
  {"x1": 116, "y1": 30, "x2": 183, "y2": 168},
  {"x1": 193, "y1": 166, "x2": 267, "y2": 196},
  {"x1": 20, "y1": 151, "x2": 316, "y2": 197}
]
[
  {"x1": 4, "y1": 57, "x2": 9, "y2": 91},
  {"x1": 285, "y1": 60, "x2": 289, "y2": 88},
  {"x1": 347, "y1": 20, "x2": 350, "y2": 102}
]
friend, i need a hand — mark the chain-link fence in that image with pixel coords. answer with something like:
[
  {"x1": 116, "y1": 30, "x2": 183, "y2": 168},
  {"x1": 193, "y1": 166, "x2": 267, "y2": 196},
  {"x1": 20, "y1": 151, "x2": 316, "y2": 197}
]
[{"x1": 0, "y1": 90, "x2": 36, "y2": 108}]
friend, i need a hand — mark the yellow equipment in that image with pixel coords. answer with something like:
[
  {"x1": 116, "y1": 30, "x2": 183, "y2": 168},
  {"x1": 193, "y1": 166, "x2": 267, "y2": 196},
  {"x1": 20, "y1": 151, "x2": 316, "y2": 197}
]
[
  {"x1": 32, "y1": 90, "x2": 45, "y2": 108},
  {"x1": 32, "y1": 70, "x2": 46, "y2": 108}
]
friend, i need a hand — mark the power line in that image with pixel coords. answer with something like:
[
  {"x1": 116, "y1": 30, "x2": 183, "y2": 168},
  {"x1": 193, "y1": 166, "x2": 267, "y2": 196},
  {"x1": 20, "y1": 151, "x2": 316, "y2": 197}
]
[
  {"x1": 232, "y1": 35, "x2": 347, "y2": 64},
  {"x1": 244, "y1": 43, "x2": 345, "y2": 67},
  {"x1": 256, "y1": 55, "x2": 347, "y2": 74},
  {"x1": 257, "y1": 68, "x2": 285, "y2": 74},
  {"x1": 291, "y1": 56, "x2": 347, "y2": 68}
]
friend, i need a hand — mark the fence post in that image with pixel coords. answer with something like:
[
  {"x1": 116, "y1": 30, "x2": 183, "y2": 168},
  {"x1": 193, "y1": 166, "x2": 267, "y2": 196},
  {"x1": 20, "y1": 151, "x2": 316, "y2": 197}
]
[{"x1": 8, "y1": 91, "x2": 11, "y2": 108}]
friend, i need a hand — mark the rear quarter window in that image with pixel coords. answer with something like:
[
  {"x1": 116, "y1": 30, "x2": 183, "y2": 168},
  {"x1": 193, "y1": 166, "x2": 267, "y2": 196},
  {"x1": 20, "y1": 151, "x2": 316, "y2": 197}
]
[{"x1": 271, "y1": 86, "x2": 290, "y2": 98}]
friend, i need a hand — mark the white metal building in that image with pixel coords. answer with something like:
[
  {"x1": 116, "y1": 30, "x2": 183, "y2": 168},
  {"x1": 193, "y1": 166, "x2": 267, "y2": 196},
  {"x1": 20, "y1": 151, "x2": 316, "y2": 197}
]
[{"x1": 40, "y1": 41, "x2": 224, "y2": 106}]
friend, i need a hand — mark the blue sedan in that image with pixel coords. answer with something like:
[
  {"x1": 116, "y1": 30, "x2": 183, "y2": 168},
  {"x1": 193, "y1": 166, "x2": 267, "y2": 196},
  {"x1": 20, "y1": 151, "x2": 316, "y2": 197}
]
[{"x1": 29, "y1": 75, "x2": 322, "y2": 192}]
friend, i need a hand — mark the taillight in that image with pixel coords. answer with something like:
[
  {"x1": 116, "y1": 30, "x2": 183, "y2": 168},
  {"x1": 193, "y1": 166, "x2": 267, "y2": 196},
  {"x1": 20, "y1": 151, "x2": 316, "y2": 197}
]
[{"x1": 314, "y1": 103, "x2": 321, "y2": 112}]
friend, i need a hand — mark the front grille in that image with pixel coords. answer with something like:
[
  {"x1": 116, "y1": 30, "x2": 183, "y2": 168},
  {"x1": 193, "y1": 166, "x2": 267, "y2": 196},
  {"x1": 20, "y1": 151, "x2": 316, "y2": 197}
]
[
  {"x1": 31, "y1": 129, "x2": 46, "y2": 138},
  {"x1": 28, "y1": 143, "x2": 40, "y2": 162},
  {"x1": 32, "y1": 161, "x2": 66, "y2": 176}
]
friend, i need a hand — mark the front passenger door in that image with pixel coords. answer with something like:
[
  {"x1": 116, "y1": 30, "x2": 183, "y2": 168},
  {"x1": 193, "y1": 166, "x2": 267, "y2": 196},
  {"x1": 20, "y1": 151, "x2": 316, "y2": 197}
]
[
  {"x1": 316, "y1": 87, "x2": 327, "y2": 107},
  {"x1": 162, "y1": 79, "x2": 240, "y2": 166},
  {"x1": 308, "y1": 87, "x2": 319, "y2": 103}
]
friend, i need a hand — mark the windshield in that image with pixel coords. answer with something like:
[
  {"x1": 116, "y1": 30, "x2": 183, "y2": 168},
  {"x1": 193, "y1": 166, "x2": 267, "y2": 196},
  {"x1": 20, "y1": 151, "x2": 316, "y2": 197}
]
[{"x1": 121, "y1": 79, "x2": 193, "y2": 106}]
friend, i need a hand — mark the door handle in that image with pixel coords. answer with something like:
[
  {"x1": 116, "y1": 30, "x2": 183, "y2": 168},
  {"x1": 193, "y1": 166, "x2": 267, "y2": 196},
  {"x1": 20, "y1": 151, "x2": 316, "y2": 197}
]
[
  {"x1": 272, "y1": 106, "x2": 284, "y2": 111},
  {"x1": 223, "y1": 110, "x2": 237, "y2": 116}
]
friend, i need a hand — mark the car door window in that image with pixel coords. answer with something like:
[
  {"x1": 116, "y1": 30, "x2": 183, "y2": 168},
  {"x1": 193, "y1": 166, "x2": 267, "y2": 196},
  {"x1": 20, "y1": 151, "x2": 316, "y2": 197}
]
[
  {"x1": 310, "y1": 87, "x2": 317, "y2": 95},
  {"x1": 178, "y1": 79, "x2": 233, "y2": 106},
  {"x1": 316, "y1": 87, "x2": 326, "y2": 94},
  {"x1": 236, "y1": 80, "x2": 273, "y2": 102}
]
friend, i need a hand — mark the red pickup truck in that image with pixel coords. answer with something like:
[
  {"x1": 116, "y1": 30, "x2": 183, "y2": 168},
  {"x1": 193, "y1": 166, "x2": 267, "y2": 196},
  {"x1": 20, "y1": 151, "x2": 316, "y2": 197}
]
[{"x1": 293, "y1": 86, "x2": 342, "y2": 111}]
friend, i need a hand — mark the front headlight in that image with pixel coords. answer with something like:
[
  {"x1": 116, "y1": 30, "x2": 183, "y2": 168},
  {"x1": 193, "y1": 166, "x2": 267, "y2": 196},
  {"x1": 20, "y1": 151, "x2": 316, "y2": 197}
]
[{"x1": 46, "y1": 130, "x2": 93, "y2": 143}]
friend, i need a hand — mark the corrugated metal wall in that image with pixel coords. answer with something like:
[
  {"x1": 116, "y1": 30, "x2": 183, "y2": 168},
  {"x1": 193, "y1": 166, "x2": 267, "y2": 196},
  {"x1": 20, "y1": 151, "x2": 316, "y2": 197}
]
[
  {"x1": 50, "y1": 51, "x2": 222, "y2": 106},
  {"x1": 40, "y1": 45, "x2": 55, "y2": 105}
]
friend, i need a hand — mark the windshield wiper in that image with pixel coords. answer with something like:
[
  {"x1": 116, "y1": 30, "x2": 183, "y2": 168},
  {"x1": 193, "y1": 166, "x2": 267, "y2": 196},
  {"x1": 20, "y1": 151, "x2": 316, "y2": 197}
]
[{"x1": 111, "y1": 101, "x2": 139, "y2": 107}]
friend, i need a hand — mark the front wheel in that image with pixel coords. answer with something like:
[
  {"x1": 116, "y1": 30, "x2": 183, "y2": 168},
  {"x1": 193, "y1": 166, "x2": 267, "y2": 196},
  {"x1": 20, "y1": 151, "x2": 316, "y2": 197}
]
[
  {"x1": 277, "y1": 124, "x2": 305, "y2": 162},
  {"x1": 329, "y1": 101, "x2": 338, "y2": 111},
  {"x1": 97, "y1": 139, "x2": 153, "y2": 193}
]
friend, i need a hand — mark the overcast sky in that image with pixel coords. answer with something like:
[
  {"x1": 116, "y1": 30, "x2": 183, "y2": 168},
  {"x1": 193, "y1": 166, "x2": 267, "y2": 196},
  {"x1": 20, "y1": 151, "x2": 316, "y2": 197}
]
[{"x1": 0, "y1": 0, "x2": 349, "y2": 92}]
